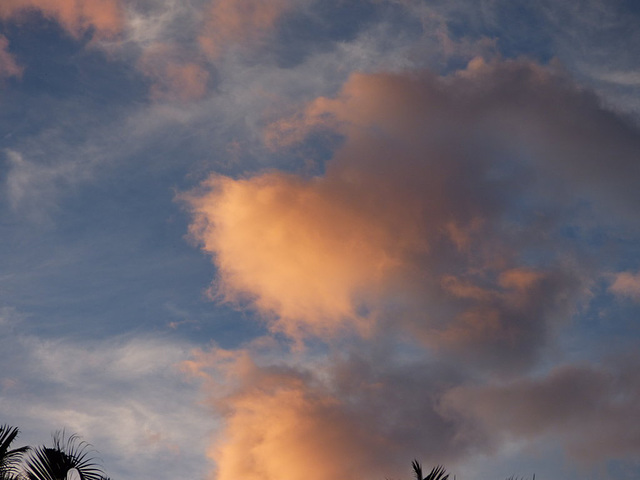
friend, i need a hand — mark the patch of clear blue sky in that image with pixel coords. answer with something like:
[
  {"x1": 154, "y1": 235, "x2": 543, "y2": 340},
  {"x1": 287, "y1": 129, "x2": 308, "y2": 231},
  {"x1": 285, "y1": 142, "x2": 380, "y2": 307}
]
[
  {"x1": 446, "y1": 1, "x2": 555, "y2": 64},
  {"x1": 0, "y1": 150, "x2": 267, "y2": 345},
  {"x1": 0, "y1": 14, "x2": 270, "y2": 347},
  {"x1": 1, "y1": 15, "x2": 147, "y2": 104}
]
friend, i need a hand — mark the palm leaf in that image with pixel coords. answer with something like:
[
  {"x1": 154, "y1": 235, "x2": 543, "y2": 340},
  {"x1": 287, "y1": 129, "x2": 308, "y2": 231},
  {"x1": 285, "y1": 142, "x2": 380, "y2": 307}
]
[
  {"x1": 23, "y1": 431, "x2": 104, "y2": 480},
  {"x1": 412, "y1": 461, "x2": 449, "y2": 480},
  {"x1": 411, "y1": 460, "x2": 423, "y2": 480},
  {"x1": 0, "y1": 424, "x2": 29, "y2": 480},
  {"x1": 424, "y1": 465, "x2": 448, "y2": 480}
]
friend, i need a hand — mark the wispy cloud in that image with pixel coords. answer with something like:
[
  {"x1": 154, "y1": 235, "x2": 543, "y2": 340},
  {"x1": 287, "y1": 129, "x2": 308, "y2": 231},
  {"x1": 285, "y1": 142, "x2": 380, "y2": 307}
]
[
  {"x1": 137, "y1": 42, "x2": 209, "y2": 101},
  {"x1": 3, "y1": 2, "x2": 640, "y2": 480},
  {"x1": 0, "y1": 0, "x2": 124, "y2": 39},
  {"x1": 0, "y1": 331, "x2": 212, "y2": 480},
  {"x1": 0, "y1": 35, "x2": 22, "y2": 79},
  {"x1": 4, "y1": 149, "x2": 94, "y2": 221},
  {"x1": 609, "y1": 271, "x2": 640, "y2": 301},
  {"x1": 199, "y1": 0, "x2": 301, "y2": 59}
]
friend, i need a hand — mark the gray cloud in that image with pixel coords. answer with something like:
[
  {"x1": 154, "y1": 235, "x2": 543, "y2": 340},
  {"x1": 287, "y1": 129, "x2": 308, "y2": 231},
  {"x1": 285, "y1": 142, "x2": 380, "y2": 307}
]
[{"x1": 442, "y1": 356, "x2": 640, "y2": 463}]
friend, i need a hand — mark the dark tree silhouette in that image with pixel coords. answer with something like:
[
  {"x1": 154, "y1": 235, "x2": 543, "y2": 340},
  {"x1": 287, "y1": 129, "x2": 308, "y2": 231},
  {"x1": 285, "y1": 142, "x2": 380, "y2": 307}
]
[{"x1": 0, "y1": 425, "x2": 29, "y2": 480}]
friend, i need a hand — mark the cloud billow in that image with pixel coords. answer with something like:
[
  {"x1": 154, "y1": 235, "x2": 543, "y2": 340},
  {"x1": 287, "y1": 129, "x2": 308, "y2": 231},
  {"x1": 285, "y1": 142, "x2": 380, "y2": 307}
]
[
  {"x1": 4, "y1": 2, "x2": 640, "y2": 480},
  {"x1": 181, "y1": 57, "x2": 640, "y2": 480},
  {"x1": 183, "y1": 59, "x2": 625, "y2": 366}
]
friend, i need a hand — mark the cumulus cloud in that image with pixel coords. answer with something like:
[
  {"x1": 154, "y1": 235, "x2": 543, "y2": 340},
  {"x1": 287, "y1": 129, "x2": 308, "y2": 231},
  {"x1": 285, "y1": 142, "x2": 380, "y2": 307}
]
[
  {"x1": 272, "y1": 57, "x2": 640, "y2": 211},
  {"x1": 182, "y1": 171, "x2": 415, "y2": 339},
  {"x1": 183, "y1": 341, "x2": 640, "y2": 480},
  {"x1": 0, "y1": 0, "x2": 124, "y2": 39},
  {"x1": 181, "y1": 344, "x2": 478, "y2": 480},
  {"x1": 184, "y1": 59, "x2": 635, "y2": 369}
]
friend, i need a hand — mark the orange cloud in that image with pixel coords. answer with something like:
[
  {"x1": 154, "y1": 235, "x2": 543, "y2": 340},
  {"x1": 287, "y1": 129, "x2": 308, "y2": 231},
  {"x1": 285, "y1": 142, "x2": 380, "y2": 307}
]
[
  {"x1": 182, "y1": 345, "x2": 479, "y2": 480},
  {"x1": 199, "y1": 0, "x2": 296, "y2": 58},
  {"x1": 184, "y1": 339, "x2": 640, "y2": 480},
  {"x1": 0, "y1": 0, "x2": 123, "y2": 39},
  {"x1": 183, "y1": 167, "x2": 579, "y2": 370},
  {"x1": 211, "y1": 381, "x2": 380, "y2": 480},
  {"x1": 185, "y1": 59, "x2": 640, "y2": 367},
  {"x1": 137, "y1": 44, "x2": 209, "y2": 102},
  {"x1": 0, "y1": 35, "x2": 22, "y2": 79},
  {"x1": 183, "y1": 172, "x2": 415, "y2": 339}
]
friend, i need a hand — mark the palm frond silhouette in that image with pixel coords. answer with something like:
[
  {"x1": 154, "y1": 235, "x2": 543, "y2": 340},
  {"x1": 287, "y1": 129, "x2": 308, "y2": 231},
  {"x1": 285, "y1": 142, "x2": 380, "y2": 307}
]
[
  {"x1": 412, "y1": 460, "x2": 449, "y2": 480},
  {"x1": 22, "y1": 431, "x2": 105, "y2": 480},
  {"x1": 0, "y1": 425, "x2": 29, "y2": 480}
]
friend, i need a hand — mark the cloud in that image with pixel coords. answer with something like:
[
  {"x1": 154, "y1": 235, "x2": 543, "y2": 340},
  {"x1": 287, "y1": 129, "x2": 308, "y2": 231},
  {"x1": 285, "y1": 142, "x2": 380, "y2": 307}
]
[
  {"x1": 199, "y1": 0, "x2": 299, "y2": 58},
  {"x1": 137, "y1": 43, "x2": 210, "y2": 102},
  {"x1": 0, "y1": 331, "x2": 213, "y2": 480},
  {"x1": 270, "y1": 57, "x2": 640, "y2": 214},
  {"x1": 0, "y1": 35, "x2": 23, "y2": 79},
  {"x1": 0, "y1": 0, "x2": 124, "y2": 39},
  {"x1": 179, "y1": 316, "x2": 640, "y2": 480},
  {"x1": 185, "y1": 59, "x2": 636, "y2": 369},
  {"x1": 184, "y1": 341, "x2": 640, "y2": 480},
  {"x1": 181, "y1": 344, "x2": 480, "y2": 480},
  {"x1": 182, "y1": 171, "x2": 415, "y2": 339},
  {"x1": 3, "y1": 149, "x2": 96, "y2": 221},
  {"x1": 441, "y1": 358, "x2": 640, "y2": 463},
  {"x1": 609, "y1": 271, "x2": 640, "y2": 301}
]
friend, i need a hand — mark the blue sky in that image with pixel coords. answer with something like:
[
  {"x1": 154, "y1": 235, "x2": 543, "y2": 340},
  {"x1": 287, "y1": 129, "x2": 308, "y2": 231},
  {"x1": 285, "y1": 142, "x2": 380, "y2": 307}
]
[{"x1": 1, "y1": 1, "x2": 640, "y2": 479}]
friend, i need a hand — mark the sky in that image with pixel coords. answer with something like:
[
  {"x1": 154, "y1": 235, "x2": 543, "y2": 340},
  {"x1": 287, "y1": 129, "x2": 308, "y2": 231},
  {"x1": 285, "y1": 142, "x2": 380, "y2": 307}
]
[{"x1": 1, "y1": 1, "x2": 640, "y2": 479}]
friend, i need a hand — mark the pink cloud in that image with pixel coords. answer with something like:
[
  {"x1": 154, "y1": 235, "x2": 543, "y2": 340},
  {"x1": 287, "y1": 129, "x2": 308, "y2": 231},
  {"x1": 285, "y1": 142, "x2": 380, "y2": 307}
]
[
  {"x1": 199, "y1": 0, "x2": 297, "y2": 58},
  {"x1": 609, "y1": 271, "x2": 640, "y2": 301},
  {"x1": 181, "y1": 342, "x2": 640, "y2": 480},
  {"x1": 0, "y1": 35, "x2": 22, "y2": 79},
  {"x1": 181, "y1": 345, "x2": 482, "y2": 480},
  {"x1": 184, "y1": 59, "x2": 608, "y2": 368},
  {"x1": 0, "y1": 0, "x2": 124, "y2": 39},
  {"x1": 182, "y1": 171, "x2": 416, "y2": 340},
  {"x1": 137, "y1": 43, "x2": 210, "y2": 102}
]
